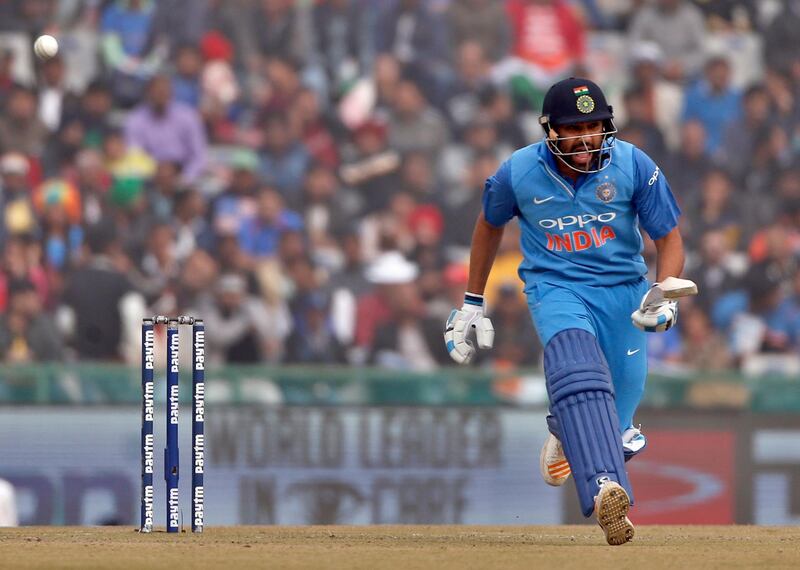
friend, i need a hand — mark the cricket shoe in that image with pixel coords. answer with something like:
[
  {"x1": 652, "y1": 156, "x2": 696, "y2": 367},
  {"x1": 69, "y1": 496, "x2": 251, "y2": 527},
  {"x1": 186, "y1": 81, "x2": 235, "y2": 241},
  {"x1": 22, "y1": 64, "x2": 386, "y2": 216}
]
[
  {"x1": 540, "y1": 433, "x2": 571, "y2": 486},
  {"x1": 622, "y1": 425, "x2": 647, "y2": 463},
  {"x1": 595, "y1": 481, "x2": 635, "y2": 546}
]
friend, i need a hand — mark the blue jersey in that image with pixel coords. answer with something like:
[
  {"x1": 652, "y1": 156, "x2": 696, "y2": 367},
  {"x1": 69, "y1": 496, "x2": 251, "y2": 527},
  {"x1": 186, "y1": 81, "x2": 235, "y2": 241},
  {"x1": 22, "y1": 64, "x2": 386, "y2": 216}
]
[{"x1": 482, "y1": 140, "x2": 680, "y2": 288}]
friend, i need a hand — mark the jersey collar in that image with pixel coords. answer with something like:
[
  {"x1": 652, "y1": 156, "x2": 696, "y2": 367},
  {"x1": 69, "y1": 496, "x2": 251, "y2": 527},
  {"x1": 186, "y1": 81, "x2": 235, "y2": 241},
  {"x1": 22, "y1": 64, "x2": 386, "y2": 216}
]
[{"x1": 540, "y1": 139, "x2": 588, "y2": 189}]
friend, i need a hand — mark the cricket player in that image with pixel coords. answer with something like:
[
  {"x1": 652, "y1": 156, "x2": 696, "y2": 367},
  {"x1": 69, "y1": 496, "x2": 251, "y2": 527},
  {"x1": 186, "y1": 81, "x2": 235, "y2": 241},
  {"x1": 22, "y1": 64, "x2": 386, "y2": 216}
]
[{"x1": 444, "y1": 78, "x2": 694, "y2": 545}]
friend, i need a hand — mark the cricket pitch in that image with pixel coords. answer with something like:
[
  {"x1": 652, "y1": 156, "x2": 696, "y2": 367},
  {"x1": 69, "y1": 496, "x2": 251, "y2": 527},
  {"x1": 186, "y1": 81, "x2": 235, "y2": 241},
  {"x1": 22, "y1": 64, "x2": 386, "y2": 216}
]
[{"x1": 1, "y1": 525, "x2": 798, "y2": 569}]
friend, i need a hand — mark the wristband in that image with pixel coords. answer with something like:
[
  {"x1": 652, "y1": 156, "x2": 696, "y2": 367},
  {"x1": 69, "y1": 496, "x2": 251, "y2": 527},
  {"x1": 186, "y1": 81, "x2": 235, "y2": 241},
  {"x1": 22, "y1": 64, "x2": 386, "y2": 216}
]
[{"x1": 464, "y1": 292, "x2": 484, "y2": 307}]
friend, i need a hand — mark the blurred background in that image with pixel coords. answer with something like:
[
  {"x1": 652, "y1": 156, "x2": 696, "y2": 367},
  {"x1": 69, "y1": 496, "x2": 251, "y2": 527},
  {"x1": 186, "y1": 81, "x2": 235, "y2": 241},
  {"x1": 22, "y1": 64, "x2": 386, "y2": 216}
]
[{"x1": 0, "y1": 0, "x2": 799, "y2": 529}]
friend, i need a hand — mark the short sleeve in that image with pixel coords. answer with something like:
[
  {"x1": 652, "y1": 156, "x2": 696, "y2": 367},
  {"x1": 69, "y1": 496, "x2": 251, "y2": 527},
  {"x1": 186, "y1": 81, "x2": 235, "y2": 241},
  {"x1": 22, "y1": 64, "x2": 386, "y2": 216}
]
[
  {"x1": 632, "y1": 147, "x2": 681, "y2": 240},
  {"x1": 482, "y1": 160, "x2": 519, "y2": 227}
]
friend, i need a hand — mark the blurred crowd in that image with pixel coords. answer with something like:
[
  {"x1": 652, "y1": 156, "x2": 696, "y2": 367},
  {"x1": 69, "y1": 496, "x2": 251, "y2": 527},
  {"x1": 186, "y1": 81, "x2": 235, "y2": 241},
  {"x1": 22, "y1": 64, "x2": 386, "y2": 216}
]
[{"x1": 0, "y1": 0, "x2": 798, "y2": 375}]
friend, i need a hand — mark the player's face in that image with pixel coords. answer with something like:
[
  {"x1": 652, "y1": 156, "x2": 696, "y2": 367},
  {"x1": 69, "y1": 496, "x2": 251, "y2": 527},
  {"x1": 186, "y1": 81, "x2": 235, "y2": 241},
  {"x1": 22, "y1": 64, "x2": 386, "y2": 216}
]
[{"x1": 556, "y1": 121, "x2": 604, "y2": 169}]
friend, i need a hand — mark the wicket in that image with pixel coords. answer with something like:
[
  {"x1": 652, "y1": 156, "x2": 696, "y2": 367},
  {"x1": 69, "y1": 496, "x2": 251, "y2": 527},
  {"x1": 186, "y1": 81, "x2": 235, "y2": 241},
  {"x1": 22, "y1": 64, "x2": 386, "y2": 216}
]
[{"x1": 140, "y1": 316, "x2": 205, "y2": 533}]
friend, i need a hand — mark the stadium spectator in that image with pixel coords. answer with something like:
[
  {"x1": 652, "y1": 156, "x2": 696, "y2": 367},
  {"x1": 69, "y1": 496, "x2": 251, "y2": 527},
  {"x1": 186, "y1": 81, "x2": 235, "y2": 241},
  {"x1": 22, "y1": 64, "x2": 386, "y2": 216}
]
[
  {"x1": 619, "y1": 86, "x2": 669, "y2": 165},
  {"x1": 0, "y1": 277, "x2": 63, "y2": 362},
  {"x1": 742, "y1": 168, "x2": 800, "y2": 241},
  {"x1": 105, "y1": 176, "x2": 153, "y2": 258},
  {"x1": 0, "y1": 85, "x2": 48, "y2": 157},
  {"x1": 325, "y1": 229, "x2": 369, "y2": 349},
  {"x1": 104, "y1": 129, "x2": 156, "y2": 183},
  {"x1": 428, "y1": 261, "x2": 468, "y2": 321},
  {"x1": 718, "y1": 84, "x2": 771, "y2": 185},
  {"x1": 152, "y1": 0, "x2": 209, "y2": 49},
  {"x1": 366, "y1": 260, "x2": 442, "y2": 371},
  {"x1": 684, "y1": 169, "x2": 741, "y2": 250},
  {"x1": 0, "y1": 153, "x2": 35, "y2": 245},
  {"x1": 57, "y1": 80, "x2": 115, "y2": 156},
  {"x1": 258, "y1": 112, "x2": 311, "y2": 203},
  {"x1": 665, "y1": 120, "x2": 711, "y2": 206},
  {"x1": 145, "y1": 161, "x2": 183, "y2": 220},
  {"x1": 100, "y1": 0, "x2": 167, "y2": 106},
  {"x1": 478, "y1": 86, "x2": 528, "y2": 149},
  {"x1": 0, "y1": 235, "x2": 49, "y2": 313},
  {"x1": 130, "y1": 221, "x2": 179, "y2": 304},
  {"x1": 625, "y1": 42, "x2": 684, "y2": 151},
  {"x1": 407, "y1": 201, "x2": 446, "y2": 267},
  {"x1": 238, "y1": 187, "x2": 303, "y2": 259},
  {"x1": 340, "y1": 118, "x2": 401, "y2": 215},
  {"x1": 445, "y1": 0, "x2": 510, "y2": 63},
  {"x1": 687, "y1": 229, "x2": 748, "y2": 315},
  {"x1": 60, "y1": 219, "x2": 145, "y2": 361},
  {"x1": 33, "y1": 179, "x2": 83, "y2": 271},
  {"x1": 309, "y1": 0, "x2": 370, "y2": 97},
  {"x1": 173, "y1": 188, "x2": 214, "y2": 259},
  {"x1": 627, "y1": 0, "x2": 706, "y2": 82},
  {"x1": 679, "y1": 304, "x2": 732, "y2": 370},
  {"x1": 500, "y1": 0, "x2": 586, "y2": 91},
  {"x1": 371, "y1": 54, "x2": 402, "y2": 116},
  {"x1": 214, "y1": 232, "x2": 259, "y2": 286},
  {"x1": 443, "y1": 41, "x2": 495, "y2": 131},
  {"x1": 486, "y1": 282, "x2": 542, "y2": 368},
  {"x1": 387, "y1": 79, "x2": 450, "y2": 159},
  {"x1": 728, "y1": 263, "x2": 797, "y2": 372},
  {"x1": 683, "y1": 56, "x2": 742, "y2": 156},
  {"x1": 695, "y1": 0, "x2": 756, "y2": 31},
  {"x1": 301, "y1": 163, "x2": 351, "y2": 252},
  {"x1": 212, "y1": 148, "x2": 259, "y2": 235},
  {"x1": 763, "y1": 0, "x2": 800, "y2": 75},
  {"x1": 200, "y1": 272, "x2": 291, "y2": 364},
  {"x1": 398, "y1": 152, "x2": 437, "y2": 205},
  {"x1": 171, "y1": 44, "x2": 203, "y2": 108},
  {"x1": 354, "y1": 251, "x2": 416, "y2": 360},
  {"x1": 203, "y1": 4, "x2": 254, "y2": 72},
  {"x1": 284, "y1": 291, "x2": 347, "y2": 364},
  {"x1": 646, "y1": 326, "x2": 683, "y2": 371},
  {"x1": 0, "y1": 47, "x2": 16, "y2": 110},
  {"x1": 443, "y1": 152, "x2": 499, "y2": 249},
  {"x1": 250, "y1": 0, "x2": 307, "y2": 64},
  {"x1": 259, "y1": 56, "x2": 304, "y2": 115},
  {"x1": 374, "y1": 0, "x2": 450, "y2": 102},
  {"x1": 176, "y1": 248, "x2": 218, "y2": 312},
  {"x1": 124, "y1": 75, "x2": 207, "y2": 184},
  {"x1": 748, "y1": 224, "x2": 800, "y2": 269},
  {"x1": 36, "y1": 54, "x2": 79, "y2": 132},
  {"x1": 70, "y1": 150, "x2": 111, "y2": 225},
  {"x1": 289, "y1": 88, "x2": 339, "y2": 170},
  {"x1": 440, "y1": 115, "x2": 509, "y2": 199}
]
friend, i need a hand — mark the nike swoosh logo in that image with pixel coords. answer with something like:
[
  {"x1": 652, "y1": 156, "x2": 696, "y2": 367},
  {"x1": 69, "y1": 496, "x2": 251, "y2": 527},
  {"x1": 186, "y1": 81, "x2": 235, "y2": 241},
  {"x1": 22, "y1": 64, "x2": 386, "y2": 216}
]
[
  {"x1": 627, "y1": 349, "x2": 640, "y2": 356},
  {"x1": 533, "y1": 196, "x2": 554, "y2": 204}
]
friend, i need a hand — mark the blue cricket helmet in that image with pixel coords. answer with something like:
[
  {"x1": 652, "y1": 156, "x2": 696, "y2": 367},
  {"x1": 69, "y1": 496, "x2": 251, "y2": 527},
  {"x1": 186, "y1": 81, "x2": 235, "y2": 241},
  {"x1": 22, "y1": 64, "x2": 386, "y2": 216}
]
[
  {"x1": 540, "y1": 77, "x2": 614, "y2": 127},
  {"x1": 539, "y1": 77, "x2": 617, "y2": 173}
]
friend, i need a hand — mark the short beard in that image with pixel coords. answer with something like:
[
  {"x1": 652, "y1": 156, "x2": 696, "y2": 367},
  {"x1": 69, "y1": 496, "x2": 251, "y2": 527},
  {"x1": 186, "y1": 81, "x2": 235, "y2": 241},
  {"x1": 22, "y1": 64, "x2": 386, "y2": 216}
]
[{"x1": 562, "y1": 146, "x2": 600, "y2": 170}]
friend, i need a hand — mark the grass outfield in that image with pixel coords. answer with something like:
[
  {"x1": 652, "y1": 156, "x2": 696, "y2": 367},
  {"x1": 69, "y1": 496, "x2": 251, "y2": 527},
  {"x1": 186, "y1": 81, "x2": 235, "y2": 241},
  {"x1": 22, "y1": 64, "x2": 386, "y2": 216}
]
[{"x1": 1, "y1": 526, "x2": 798, "y2": 569}]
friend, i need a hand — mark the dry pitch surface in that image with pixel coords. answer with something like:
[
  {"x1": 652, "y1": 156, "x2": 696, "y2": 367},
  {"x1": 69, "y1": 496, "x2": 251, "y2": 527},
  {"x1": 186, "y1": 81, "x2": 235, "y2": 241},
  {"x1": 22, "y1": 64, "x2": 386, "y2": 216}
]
[{"x1": 1, "y1": 526, "x2": 799, "y2": 569}]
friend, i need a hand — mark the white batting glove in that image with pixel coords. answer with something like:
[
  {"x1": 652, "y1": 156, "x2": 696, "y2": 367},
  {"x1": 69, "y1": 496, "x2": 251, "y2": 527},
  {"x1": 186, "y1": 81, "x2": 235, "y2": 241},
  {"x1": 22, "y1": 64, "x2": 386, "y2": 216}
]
[
  {"x1": 444, "y1": 293, "x2": 495, "y2": 364},
  {"x1": 631, "y1": 284, "x2": 678, "y2": 333}
]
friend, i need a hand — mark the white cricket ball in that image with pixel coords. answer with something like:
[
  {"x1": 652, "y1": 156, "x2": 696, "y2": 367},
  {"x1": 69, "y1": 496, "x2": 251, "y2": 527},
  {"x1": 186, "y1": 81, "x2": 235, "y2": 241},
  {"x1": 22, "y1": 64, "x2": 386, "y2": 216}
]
[{"x1": 33, "y1": 35, "x2": 59, "y2": 60}]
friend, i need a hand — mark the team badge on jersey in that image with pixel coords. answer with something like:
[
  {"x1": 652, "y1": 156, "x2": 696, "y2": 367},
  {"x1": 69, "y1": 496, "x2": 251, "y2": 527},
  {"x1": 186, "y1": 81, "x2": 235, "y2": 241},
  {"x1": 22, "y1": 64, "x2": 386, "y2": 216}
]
[
  {"x1": 576, "y1": 95, "x2": 595, "y2": 114},
  {"x1": 596, "y1": 181, "x2": 616, "y2": 203}
]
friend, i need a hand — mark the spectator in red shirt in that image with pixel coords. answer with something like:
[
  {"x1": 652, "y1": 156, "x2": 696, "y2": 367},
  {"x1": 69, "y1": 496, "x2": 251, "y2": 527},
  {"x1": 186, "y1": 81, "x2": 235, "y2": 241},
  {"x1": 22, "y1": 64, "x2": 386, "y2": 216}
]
[{"x1": 496, "y1": 0, "x2": 586, "y2": 91}]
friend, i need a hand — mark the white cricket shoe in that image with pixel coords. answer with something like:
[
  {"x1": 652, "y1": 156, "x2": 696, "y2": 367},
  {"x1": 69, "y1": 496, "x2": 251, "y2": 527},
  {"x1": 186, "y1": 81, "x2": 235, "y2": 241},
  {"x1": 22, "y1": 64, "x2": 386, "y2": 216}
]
[
  {"x1": 622, "y1": 425, "x2": 647, "y2": 461},
  {"x1": 539, "y1": 433, "x2": 571, "y2": 486},
  {"x1": 595, "y1": 481, "x2": 635, "y2": 546}
]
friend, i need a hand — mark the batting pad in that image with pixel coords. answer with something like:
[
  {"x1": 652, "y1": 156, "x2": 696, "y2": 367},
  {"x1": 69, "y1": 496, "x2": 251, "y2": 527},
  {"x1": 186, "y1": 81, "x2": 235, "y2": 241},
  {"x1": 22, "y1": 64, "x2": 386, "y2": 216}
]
[{"x1": 544, "y1": 328, "x2": 632, "y2": 517}]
